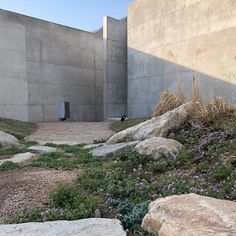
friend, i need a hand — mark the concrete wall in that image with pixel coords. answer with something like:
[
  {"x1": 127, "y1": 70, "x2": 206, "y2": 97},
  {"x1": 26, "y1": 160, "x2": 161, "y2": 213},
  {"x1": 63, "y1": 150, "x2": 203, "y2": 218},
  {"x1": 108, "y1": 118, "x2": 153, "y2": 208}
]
[
  {"x1": 0, "y1": 9, "x2": 104, "y2": 122},
  {"x1": 103, "y1": 17, "x2": 127, "y2": 119},
  {"x1": 0, "y1": 10, "x2": 28, "y2": 121},
  {"x1": 128, "y1": 0, "x2": 236, "y2": 118}
]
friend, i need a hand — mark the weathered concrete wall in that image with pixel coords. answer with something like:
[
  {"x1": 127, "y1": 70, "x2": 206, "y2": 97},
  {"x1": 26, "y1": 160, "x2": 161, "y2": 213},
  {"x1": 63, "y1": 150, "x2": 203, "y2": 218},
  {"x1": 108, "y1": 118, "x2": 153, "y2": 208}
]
[
  {"x1": 128, "y1": 0, "x2": 236, "y2": 118},
  {"x1": 103, "y1": 17, "x2": 127, "y2": 119},
  {"x1": 0, "y1": 9, "x2": 104, "y2": 122}
]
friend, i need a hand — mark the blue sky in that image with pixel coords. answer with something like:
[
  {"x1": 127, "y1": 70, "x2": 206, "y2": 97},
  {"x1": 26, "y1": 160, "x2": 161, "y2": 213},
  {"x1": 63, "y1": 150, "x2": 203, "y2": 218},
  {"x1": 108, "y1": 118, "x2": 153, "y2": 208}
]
[{"x1": 0, "y1": 0, "x2": 133, "y2": 31}]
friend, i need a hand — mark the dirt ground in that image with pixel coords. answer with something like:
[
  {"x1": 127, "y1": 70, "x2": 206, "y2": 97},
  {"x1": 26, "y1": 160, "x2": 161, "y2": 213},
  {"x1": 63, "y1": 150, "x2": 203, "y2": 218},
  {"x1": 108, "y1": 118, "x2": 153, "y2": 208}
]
[
  {"x1": 0, "y1": 168, "x2": 78, "y2": 223},
  {"x1": 25, "y1": 122, "x2": 114, "y2": 145}
]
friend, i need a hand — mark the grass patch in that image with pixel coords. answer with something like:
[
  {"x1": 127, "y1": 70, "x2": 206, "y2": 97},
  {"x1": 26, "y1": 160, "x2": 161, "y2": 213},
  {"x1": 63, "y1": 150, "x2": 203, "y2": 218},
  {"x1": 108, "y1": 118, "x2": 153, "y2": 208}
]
[
  {"x1": 29, "y1": 146, "x2": 98, "y2": 169},
  {"x1": 11, "y1": 185, "x2": 102, "y2": 224},
  {"x1": 0, "y1": 117, "x2": 37, "y2": 139},
  {"x1": 0, "y1": 161, "x2": 20, "y2": 171},
  {"x1": 110, "y1": 117, "x2": 151, "y2": 133},
  {"x1": 0, "y1": 146, "x2": 28, "y2": 158}
]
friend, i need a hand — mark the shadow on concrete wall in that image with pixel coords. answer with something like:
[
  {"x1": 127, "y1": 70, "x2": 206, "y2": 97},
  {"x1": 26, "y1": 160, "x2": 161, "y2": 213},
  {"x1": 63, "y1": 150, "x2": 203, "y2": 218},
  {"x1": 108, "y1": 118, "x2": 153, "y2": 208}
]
[{"x1": 128, "y1": 48, "x2": 236, "y2": 118}]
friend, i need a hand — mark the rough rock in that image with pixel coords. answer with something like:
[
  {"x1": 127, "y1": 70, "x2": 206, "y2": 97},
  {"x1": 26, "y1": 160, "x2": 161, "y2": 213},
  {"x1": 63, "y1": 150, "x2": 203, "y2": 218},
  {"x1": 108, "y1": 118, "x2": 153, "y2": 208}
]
[
  {"x1": 28, "y1": 145, "x2": 57, "y2": 153},
  {"x1": 135, "y1": 137, "x2": 183, "y2": 159},
  {"x1": 0, "y1": 152, "x2": 35, "y2": 165},
  {"x1": 92, "y1": 141, "x2": 139, "y2": 158},
  {"x1": 142, "y1": 193, "x2": 236, "y2": 236},
  {"x1": 107, "y1": 101, "x2": 196, "y2": 144},
  {"x1": 0, "y1": 218, "x2": 126, "y2": 236},
  {"x1": 0, "y1": 131, "x2": 19, "y2": 147},
  {"x1": 84, "y1": 143, "x2": 105, "y2": 149}
]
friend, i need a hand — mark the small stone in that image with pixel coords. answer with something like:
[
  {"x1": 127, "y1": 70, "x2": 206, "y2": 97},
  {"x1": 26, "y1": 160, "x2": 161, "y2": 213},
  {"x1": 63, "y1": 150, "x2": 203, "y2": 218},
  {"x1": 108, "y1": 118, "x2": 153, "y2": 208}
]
[
  {"x1": 28, "y1": 146, "x2": 58, "y2": 154},
  {"x1": 95, "y1": 209, "x2": 101, "y2": 218}
]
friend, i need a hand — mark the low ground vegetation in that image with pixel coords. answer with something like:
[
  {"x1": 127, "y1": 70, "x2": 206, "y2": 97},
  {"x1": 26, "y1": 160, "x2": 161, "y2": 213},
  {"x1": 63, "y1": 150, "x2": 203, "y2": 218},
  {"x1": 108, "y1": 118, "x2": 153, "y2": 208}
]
[{"x1": 4, "y1": 109, "x2": 235, "y2": 235}]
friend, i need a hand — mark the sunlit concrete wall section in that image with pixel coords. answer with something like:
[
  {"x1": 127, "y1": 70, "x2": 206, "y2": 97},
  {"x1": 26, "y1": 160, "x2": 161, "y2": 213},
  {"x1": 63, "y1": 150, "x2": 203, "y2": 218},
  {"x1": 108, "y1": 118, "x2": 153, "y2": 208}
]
[
  {"x1": 0, "y1": 10, "x2": 28, "y2": 121},
  {"x1": 94, "y1": 28, "x2": 104, "y2": 121},
  {"x1": 103, "y1": 17, "x2": 127, "y2": 119},
  {"x1": 0, "y1": 9, "x2": 104, "y2": 122},
  {"x1": 128, "y1": 0, "x2": 236, "y2": 118}
]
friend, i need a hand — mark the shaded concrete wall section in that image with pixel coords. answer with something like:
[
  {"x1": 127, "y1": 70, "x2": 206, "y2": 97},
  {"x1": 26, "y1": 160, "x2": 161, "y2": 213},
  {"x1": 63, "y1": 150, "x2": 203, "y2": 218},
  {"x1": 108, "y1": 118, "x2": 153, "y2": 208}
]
[
  {"x1": 0, "y1": 9, "x2": 104, "y2": 122},
  {"x1": 128, "y1": 0, "x2": 236, "y2": 118},
  {"x1": 103, "y1": 17, "x2": 127, "y2": 119}
]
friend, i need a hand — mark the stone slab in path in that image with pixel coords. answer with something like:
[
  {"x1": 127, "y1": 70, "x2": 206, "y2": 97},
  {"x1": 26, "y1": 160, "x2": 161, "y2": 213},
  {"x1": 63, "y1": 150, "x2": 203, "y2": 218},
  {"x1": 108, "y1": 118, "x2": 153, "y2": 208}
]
[
  {"x1": 92, "y1": 141, "x2": 140, "y2": 158},
  {"x1": 28, "y1": 146, "x2": 58, "y2": 154},
  {"x1": 83, "y1": 143, "x2": 105, "y2": 149},
  {"x1": 0, "y1": 152, "x2": 35, "y2": 165},
  {"x1": 0, "y1": 218, "x2": 126, "y2": 236}
]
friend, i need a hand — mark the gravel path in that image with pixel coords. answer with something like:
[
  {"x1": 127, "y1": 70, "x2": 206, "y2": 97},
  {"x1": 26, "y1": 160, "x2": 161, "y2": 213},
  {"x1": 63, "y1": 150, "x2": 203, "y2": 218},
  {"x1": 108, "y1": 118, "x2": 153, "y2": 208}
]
[
  {"x1": 0, "y1": 168, "x2": 77, "y2": 223},
  {"x1": 25, "y1": 122, "x2": 114, "y2": 145}
]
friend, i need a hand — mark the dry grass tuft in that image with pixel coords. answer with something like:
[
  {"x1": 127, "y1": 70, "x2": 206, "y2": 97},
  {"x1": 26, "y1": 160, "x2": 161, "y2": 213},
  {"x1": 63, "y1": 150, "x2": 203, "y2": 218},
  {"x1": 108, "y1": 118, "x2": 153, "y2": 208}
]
[
  {"x1": 154, "y1": 79, "x2": 186, "y2": 116},
  {"x1": 154, "y1": 77, "x2": 229, "y2": 126},
  {"x1": 153, "y1": 90, "x2": 185, "y2": 117},
  {"x1": 192, "y1": 76, "x2": 202, "y2": 103},
  {"x1": 189, "y1": 97, "x2": 226, "y2": 125}
]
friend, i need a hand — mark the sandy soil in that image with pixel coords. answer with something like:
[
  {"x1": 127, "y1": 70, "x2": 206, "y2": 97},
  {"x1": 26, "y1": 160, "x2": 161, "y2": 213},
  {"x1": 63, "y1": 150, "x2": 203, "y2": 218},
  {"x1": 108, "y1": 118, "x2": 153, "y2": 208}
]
[
  {"x1": 25, "y1": 122, "x2": 114, "y2": 145},
  {"x1": 0, "y1": 168, "x2": 78, "y2": 223}
]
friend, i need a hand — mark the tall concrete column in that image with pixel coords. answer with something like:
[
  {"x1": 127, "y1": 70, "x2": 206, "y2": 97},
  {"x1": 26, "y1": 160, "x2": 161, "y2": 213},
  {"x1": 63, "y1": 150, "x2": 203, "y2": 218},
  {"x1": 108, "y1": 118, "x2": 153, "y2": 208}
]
[{"x1": 103, "y1": 16, "x2": 128, "y2": 120}]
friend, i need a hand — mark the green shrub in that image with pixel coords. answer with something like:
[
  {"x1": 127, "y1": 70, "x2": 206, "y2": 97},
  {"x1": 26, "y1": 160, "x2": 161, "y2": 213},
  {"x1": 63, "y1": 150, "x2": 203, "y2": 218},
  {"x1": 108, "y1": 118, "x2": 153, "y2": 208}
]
[
  {"x1": 148, "y1": 161, "x2": 169, "y2": 173},
  {"x1": 0, "y1": 161, "x2": 19, "y2": 171},
  {"x1": 213, "y1": 166, "x2": 233, "y2": 181},
  {"x1": 51, "y1": 186, "x2": 77, "y2": 208},
  {"x1": 107, "y1": 198, "x2": 149, "y2": 230},
  {"x1": 175, "y1": 151, "x2": 192, "y2": 167},
  {"x1": 196, "y1": 162, "x2": 210, "y2": 173}
]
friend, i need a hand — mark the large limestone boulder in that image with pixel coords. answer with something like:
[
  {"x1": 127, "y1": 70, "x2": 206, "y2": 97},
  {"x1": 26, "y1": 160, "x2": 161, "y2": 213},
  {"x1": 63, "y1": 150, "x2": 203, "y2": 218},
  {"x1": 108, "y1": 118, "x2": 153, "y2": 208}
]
[
  {"x1": 0, "y1": 218, "x2": 126, "y2": 236},
  {"x1": 0, "y1": 131, "x2": 19, "y2": 148},
  {"x1": 135, "y1": 137, "x2": 183, "y2": 159},
  {"x1": 142, "y1": 194, "x2": 236, "y2": 236},
  {"x1": 92, "y1": 141, "x2": 139, "y2": 159},
  {"x1": 107, "y1": 101, "x2": 196, "y2": 144}
]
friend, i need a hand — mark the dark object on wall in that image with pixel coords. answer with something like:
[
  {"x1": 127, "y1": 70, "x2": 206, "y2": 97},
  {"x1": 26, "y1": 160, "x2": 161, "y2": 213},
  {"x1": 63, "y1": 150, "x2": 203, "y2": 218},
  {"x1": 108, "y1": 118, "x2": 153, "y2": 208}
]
[
  {"x1": 121, "y1": 115, "x2": 127, "y2": 122},
  {"x1": 59, "y1": 101, "x2": 70, "y2": 121}
]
